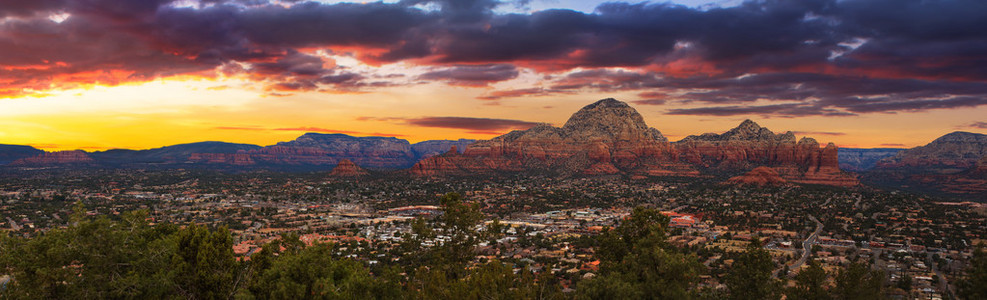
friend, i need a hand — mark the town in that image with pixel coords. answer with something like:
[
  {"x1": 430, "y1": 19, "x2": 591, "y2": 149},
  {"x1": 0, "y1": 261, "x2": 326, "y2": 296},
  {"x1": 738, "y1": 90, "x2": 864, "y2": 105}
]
[{"x1": 2, "y1": 169, "x2": 984, "y2": 299}]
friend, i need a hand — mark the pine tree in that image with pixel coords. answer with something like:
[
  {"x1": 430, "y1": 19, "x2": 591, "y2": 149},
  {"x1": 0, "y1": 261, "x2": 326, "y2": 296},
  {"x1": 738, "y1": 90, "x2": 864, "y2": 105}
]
[
  {"x1": 958, "y1": 244, "x2": 987, "y2": 300},
  {"x1": 725, "y1": 238, "x2": 781, "y2": 300},
  {"x1": 786, "y1": 260, "x2": 831, "y2": 300}
]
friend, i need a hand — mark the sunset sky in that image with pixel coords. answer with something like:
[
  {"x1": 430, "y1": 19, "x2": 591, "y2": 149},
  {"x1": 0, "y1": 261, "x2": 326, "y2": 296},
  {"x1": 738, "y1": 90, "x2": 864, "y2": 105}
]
[{"x1": 2, "y1": 0, "x2": 986, "y2": 151}]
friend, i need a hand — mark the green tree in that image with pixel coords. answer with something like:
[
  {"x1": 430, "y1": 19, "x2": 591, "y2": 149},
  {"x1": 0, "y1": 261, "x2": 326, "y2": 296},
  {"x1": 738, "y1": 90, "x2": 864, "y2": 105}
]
[
  {"x1": 786, "y1": 260, "x2": 831, "y2": 300},
  {"x1": 724, "y1": 238, "x2": 781, "y2": 300},
  {"x1": 832, "y1": 262, "x2": 885, "y2": 300},
  {"x1": 244, "y1": 242, "x2": 400, "y2": 300},
  {"x1": 403, "y1": 193, "x2": 487, "y2": 277},
  {"x1": 171, "y1": 224, "x2": 239, "y2": 300},
  {"x1": 0, "y1": 207, "x2": 178, "y2": 299},
  {"x1": 895, "y1": 273, "x2": 911, "y2": 292},
  {"x1": 958, "y1": 244, "x2": 987, "y2": 300},
  {"x1": 412, "y1": 260, "x2": 562, "y2": 300},
  {"x1": 577, "y1": 207, "x2": 705, "y2": 299}
]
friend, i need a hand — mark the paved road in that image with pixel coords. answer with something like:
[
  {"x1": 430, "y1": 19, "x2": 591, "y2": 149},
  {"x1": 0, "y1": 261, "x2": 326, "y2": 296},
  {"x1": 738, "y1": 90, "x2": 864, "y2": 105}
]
[
  {"x1": 789, "y1": 215, "x2": 823, "y2": 274},
  {"x1": 783, "y1": 198, "x2": 830, "y2": 277}
]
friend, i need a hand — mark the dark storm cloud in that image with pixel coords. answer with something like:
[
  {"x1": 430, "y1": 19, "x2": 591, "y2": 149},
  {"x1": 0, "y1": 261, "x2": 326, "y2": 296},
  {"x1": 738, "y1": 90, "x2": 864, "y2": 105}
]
[
  {"x1": 250, "y1": 50, "x2": 329, "y2": 77},
  {"x1": 964, "y1": 122, "x2": 987, "y2": 129},
  {"x1": 666, "y1": 103, "x2": 856, "y2": 118},
  {"x1": 403, "y1": 117, "x2": 540, "y2": 131},
  {"x1": 839, "y1": 96, "x2": 987, "y2": 113},
  {"x1": 418, "y1": 64, "x2": 519, "y2": 86},
  {"x1": 237, "y1": 2, "x2": 433, "y2": 48},
  {"x1": 3, "y1": 0, "x2": 987, "y2": 116}
]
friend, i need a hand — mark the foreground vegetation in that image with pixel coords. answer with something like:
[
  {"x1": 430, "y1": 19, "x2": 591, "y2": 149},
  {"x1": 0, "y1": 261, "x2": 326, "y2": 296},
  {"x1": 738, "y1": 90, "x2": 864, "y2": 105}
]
[{"x1": 1, "y1": 194, "x2": 984, "y2": 299}]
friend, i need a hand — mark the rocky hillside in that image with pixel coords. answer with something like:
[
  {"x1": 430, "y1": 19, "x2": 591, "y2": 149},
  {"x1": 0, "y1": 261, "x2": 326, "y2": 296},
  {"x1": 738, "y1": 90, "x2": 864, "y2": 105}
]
[
  {"x1": 876, "y1": 131, "x2": 987, "y2": 171},
  {"x1": 413, "y1": 98, "x2": 857, "y2": 186},
  {"x1": 10, "y1": 150, "x2": 94, "y2": 166},
  {"x1": 866, "y1": 131, "x2": 987, "y2": 198}
]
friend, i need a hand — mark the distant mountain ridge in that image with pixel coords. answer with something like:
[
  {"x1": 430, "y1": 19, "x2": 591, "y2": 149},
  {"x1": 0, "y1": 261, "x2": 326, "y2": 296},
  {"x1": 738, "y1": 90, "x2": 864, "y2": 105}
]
[
  {"x1": 0, "y1": 144, "x2": 43, "y2": 165},
  {"x1": 838, "y1": 148, "x2": 904, "y2": 172},
  {"x1": 1, "y1": 136, "x2": 477, "y2": 170}
]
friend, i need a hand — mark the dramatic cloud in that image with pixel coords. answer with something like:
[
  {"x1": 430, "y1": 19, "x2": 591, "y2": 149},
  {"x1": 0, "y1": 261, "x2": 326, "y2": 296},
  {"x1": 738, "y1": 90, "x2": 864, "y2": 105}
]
[
  {"x1": 666, "y1": 103, "x2": 855, "y2": 118},
  {"x1": 3, "y1": 0, "x2": 987, "y2": 116},
  {"x1": 418, "y1": 64, "x2": 519, "y2": 86},
  {"x1": 402, "y1": 117, "x2": 540, "y2": 131}
]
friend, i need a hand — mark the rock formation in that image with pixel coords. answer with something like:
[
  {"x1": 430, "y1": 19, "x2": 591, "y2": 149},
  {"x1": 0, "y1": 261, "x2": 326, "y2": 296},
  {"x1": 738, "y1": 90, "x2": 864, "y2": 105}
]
[
  {"x1": 413, "y1": 98, "x2": 857, "y2": 186},
  {"x1": 329, "y1": 159, "x2": 369, "y2": 177},
  {"x1": 412, "y1": 98, "x2": 684, "y2": 177},
  {"x1": 672, "y1": 120, "x2": 857, "y2": 186}
]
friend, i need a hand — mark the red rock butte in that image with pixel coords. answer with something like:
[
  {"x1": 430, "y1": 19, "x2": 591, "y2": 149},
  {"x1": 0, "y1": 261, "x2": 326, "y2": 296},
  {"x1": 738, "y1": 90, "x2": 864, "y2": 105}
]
[
  {"x1": 329, "y1": 159, "x2": 369, "y2": 177},
  {"x1": 727, "y1": 167, "x2": 788, "y2": 185}
]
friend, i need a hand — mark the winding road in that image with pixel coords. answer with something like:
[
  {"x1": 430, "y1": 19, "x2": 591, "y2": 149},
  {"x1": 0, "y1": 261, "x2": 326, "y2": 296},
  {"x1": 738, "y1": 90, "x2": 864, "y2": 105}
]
[
  {"x1": 788, "y1": 215, "x2": 823, "y2": 275},
  {"x1": 782, "y1": 198, "x2": 830, "y2": 277}
]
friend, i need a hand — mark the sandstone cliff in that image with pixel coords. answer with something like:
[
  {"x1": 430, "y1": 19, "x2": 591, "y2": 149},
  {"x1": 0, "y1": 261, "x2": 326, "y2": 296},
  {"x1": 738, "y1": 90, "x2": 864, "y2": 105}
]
[{"x1": 673, "y1": 120, "x2": 857, "y2": 186}]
